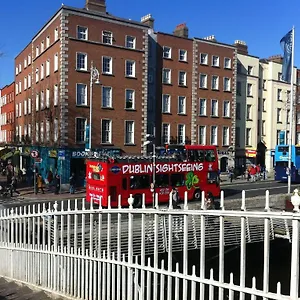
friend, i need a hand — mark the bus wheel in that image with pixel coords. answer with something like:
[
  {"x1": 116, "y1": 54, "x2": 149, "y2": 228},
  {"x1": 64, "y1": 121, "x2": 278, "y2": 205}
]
[
  {"x1": 193, "y1": 189, "x2": 202, "y2": 201},
  {"x1": 133, "y1": 194, "x2": 142, "y2": 208}
]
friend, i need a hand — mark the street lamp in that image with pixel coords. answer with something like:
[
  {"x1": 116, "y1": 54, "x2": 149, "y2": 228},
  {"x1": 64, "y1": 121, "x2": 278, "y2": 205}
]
[
  {"x1": 89, "y1": 61, "x2": 100, "y2": 151},
  {"x1": 143, "y1": 134, "x2": 156, "y2": 207}
]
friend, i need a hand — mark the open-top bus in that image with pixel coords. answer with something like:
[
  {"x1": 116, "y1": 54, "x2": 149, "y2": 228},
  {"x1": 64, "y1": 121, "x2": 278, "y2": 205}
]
[
  {"x1": 86, "y1": 145, "x2": 220, "y2": 207},
  {"x1": 274, "y1": 144, "x2": 300, "y2": 182}
]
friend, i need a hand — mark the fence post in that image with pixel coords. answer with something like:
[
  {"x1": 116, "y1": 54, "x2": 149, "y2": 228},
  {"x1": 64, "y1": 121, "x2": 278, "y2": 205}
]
[{"x1": 127, "y1": 194, "x2": 134, "y2": 299}]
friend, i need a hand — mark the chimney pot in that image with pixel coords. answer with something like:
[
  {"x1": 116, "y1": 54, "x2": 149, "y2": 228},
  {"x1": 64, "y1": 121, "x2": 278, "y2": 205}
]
[
  {"x1": 173, "y1": 23, "x2": 188, "y2": 38},
  {"x1": 85, "y1": 0, "x2": 106, "y2": 13},
  {"x1": 141, "y1": 14, "x2": 154, "y2": 28}
]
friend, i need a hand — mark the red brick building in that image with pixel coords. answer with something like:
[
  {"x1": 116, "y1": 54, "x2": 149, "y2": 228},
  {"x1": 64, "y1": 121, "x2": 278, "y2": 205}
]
[
  {"x1": 0, "y1": 82, "x2": 15, "y2": 145},
  {"x1": 154, "y1": 26, "x2": 236, "y2": 169},
  {"x1": 14, "y1": 0, "x2": 149, "y2": 184}
]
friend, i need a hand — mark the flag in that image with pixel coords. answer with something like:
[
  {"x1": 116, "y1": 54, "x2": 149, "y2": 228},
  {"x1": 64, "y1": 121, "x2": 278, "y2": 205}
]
[{"x1": 280, "y1": 29, "x2": 293, "y2": 83}]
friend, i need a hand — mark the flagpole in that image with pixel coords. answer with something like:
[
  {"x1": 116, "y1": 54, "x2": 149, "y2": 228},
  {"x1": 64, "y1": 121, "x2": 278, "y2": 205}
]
[{"x1": 288, "y1": 26, "x2": 295, "y2": 194}]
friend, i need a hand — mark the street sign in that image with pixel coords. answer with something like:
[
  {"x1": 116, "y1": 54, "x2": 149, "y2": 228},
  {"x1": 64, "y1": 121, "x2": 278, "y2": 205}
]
[
  {"x1": 30, "y1": 150, "x2": 39, "y2": 158},
  {"x1": 34, "y1": 157, "x2": 42, "y2": 163},
  {"x1": 58, "y1": 150, "x2": 65, "y2": 160}
]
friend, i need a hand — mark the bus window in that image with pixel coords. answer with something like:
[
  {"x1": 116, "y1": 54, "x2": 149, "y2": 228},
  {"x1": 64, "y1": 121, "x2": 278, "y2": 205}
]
[
  {"x1": 296, "y1": 147, "x2": 300, "y2": 156},
  {"x1": 130, "y1": 175, "x2": 150, "y2": 190},
  {"x1": 196, "y1": 150, "x2": 205, "y2": 162},
  {"x1": 122, "y1": 178, "x2": 127, "y2": 190},
  {"x1": 170, "y1": 173, "x2": 185, "y2": 187},
  {"x1": 92, "y1": 173, "x2": 100, "y2": 180},
  {"x1": 205, "y1": 150, "x2": 216, "y2": 162},
  {"x1": 155, "y1": 174, "x2": 169, "y2": 188},
  {"x1": 278, "y1": 146, "x2": 288, "y2": 154}
]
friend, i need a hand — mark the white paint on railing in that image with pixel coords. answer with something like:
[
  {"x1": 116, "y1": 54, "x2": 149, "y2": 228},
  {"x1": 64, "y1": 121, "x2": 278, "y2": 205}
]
[{"x1": 0, "y1": 190, "x2": 298, "y2": 299}]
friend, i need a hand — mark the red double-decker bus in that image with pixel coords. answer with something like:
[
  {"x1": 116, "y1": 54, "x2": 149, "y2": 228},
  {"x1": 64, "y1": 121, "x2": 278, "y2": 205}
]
[{"x1": 86, "y1": 145, "x2": 220, "y2": 207}]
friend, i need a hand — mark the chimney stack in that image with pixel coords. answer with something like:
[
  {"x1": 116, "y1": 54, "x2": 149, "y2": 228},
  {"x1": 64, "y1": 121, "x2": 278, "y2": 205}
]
[
  {"x1": 203, "y1": 35, "x2": 217, "y2": 42},
  {"x1": 85, "y1": 0, "x2": 106, "y2": 13},
  {"x1": 268, "y1": 55, "x2": 283, "y2": 64},
  {"x1": 173, "y1": 23, "x2": 188, "y2": 38},
  {"x1": 141, "y1": 14, "x2": 154, "y2": 28},
  {"x1": 234, "y1": 40, "x2": 248, "y2": 55}
]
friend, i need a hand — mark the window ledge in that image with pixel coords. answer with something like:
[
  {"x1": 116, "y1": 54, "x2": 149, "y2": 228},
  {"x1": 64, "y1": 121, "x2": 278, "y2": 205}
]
[
  {"x1": 76, "y1": 69, "x2": 89, "y2": 73},
  {"x1": 101, "y1": 107, "x2": 114, "y2": 110},
  {"x1": 124, "y1": 143, "x2": 136, "y2": 146},
  {"x1": 125, "y1": 76, "x2": 137, "y2": 80}
]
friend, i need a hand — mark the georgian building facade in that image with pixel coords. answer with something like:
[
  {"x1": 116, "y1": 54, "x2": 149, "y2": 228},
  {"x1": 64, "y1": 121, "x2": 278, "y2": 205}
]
[{"x1": 14, "y1": 0, "x2": 149, "y2": 183}]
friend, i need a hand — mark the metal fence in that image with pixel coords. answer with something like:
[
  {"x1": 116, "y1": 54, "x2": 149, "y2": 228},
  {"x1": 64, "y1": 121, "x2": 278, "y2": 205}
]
[{"x1": 0, "y1": 190, "x2": 298, "y2": 300}]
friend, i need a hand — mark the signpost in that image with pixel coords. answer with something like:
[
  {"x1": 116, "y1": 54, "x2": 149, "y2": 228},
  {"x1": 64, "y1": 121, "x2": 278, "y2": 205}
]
[{"x1": 58, "y1": 150, "x2": 66, "y2": 193}]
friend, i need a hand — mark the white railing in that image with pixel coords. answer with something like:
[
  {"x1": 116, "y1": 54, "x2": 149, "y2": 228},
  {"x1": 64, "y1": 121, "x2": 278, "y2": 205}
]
[{"x1": 0, "y1": 190, "x2": 298, "y2": 299}]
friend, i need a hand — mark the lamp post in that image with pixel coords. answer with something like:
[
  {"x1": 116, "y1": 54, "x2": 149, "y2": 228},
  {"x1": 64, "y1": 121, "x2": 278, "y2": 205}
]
[
  {"x1": 143, "y1": 134, "x2": 156, "y2": 207},
  {"x1": 89, "y1": 61, "x2": 100, "y2": 151}
]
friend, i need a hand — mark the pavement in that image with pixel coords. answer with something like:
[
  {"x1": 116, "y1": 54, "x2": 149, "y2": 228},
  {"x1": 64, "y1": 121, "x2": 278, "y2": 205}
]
[
  {"x1": 219, "y1": 173, "x2": 275, "y2": 185},
  {"x1": 0, "y1": 277, "x2": 67, "y2": 299}
]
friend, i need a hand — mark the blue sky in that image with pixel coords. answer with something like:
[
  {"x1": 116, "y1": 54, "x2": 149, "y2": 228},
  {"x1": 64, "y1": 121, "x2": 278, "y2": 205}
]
[{"x1": 0, "y1": 0, "x2": 299, "y2": 87}]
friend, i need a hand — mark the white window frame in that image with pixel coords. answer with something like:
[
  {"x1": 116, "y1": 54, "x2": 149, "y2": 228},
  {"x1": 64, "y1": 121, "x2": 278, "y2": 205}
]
[
  {"x1": 200, "y1": 53, "x2": 208, "y2": 65},
  {"x1": 162, "y1": 123, "x2": 170, "y2": 144},
  {"x1": 125, "y1": 35, "x2": 136, "y2": 49},
  {"x1": 101, "y1": 119, "x2": 112, "y2": 143},
  {"x1": 54, "y1": 53, "x2": 58, "y2": 72},
  {"x1": 35, "y1": 122, "x2": 39, "y2": 142},
  {"x1": 75, "y1": 117, "x2": 87, "y2": 143},
  {"x1": 178, "y1": 96, "x2": 186, "y2": 114},
  {"x1": 246, "y1": 128, "x2": 251, "y2": 146},
  {"x1": 178, "y1": 71, "x2": 187, "y2": 86},
  {"x1": 46, "y1": 36, "x2": 50, "y2": 48},
  {"x1": 54, "y1": 28, "x2": 59, "y2": 41},
  {"x1": 102, "y1": 86, "x2": 112, "y2": 108},
  {"x1": 224, "y1": 77, "x2": 231, "y2": 91},
  {"x1": 46, "y1": 89, "x2": 50, "y2": 108},
  {"x1": 28, "y1": 54, "x2": 31, "y2": 65},
  {"x1": 223, "y1": 126, "x2": 229, "y2": 146},
  {"x1": 199, "y1": 126, "x2": 206, "y2": 145},
  {"x1": 199, "y1": 73, "x2": 207, "y2": 88},
  {"x1": 211, "y1": 99, "x2": 218, "y2": 117},
  {"x1": 28, "y1": 98, "x2": 31, "y2": 114},
  {"x1": 179, "y1": 49, "x2": 187, "y2": 62},
  {"x1": 162, "y1": 94, "x2": 171, "y2": 113},
  {"x1": 40, "y1": 64, "x2": 44, "y2": 80},
  {"x1": 210, "y1": 126, "x2": 218, "y2": 145},
  {"x1": 212, "y1": 55, "x2": 219, "y2": 67},
  {"x1": 177, "y1": 124, "x2": 185, "y2": 144},
  {"x1": 54, "y1": 84, "x2": 59, "y2": 106},
  {"x1": 162, "y1": 68, "x2": 171, "y2": 84},
  {"x1": 163, "y1": 46, "x2": 172, "y2": 59},
  {"x1": 40, "y1": 122, "x2": 44, "y2": 142},
  {"x1": 28, "y1": 74, "x2": 31, "y2": 88},
  {"x1": 40, "y1": 91, "x2": 44, "y2": 110},
  {"x1": 54, "y1": 119, "x2": 59, "y2": 142},
  {"x1": 76, "y1": 83, "x2": 87, "y2": 106},
  {"x1": 125, "y1": 89, "x2": 135, "y2": 109},
  {"x1": 77, "y1": 26, "x2": 88, "y2": 40},
  {"x1": 102, "y1": 31, "x2": 113, "y2": 45},
  {"x1": 199, "y1": 98, "x2": 207, "y2": 116},
  {"x1": 224, "y1": 57, "x2": 231, "y2": 69},
  {"x1": 247, "y1": 83, "x2": 253, "y2": 97},
  {"x1": 125, "y1": 60, "x2": 136, "y2": 77},
  {"x1": 76, "y1": 52, "x2": 87, "y2": 71},
  {"x1": 125, "y1": 120, "x2": 135, "y2": 144},
  {"x1": 223, "y1": 100, "x2": 230, "y2": 117},
  {"x1": 102, "y1": 56, "x2": 112, "y2": 74},
  {"x1": 46, "y1": 59, "x2": 50, "y2": 76},
  {"x1": 212, "y1": 75, "x2": 219, "y2": 90}
]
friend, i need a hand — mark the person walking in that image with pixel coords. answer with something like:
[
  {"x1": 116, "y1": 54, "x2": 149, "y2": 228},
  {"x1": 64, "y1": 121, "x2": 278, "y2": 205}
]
[
  {"x1": 171, "y1": 187, "x2": 181, "y2": 209},
  {"x1": 10, "y1": 176, "x2": 20, "y2": 197},
  {"x1": 69, "y1": 173, "x2": 76, "y2": 194},
  {"x1": 36, "y1": 173, "x2": 45, "y2": 194},
  {"x1": 54, "y1": 174, "x2": 60, "y2": 194}
]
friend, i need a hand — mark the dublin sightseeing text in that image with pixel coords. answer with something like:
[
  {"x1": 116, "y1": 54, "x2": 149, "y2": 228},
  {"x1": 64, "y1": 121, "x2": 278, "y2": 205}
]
[{"x1": 122, "y1": 162, "x2": 204, "y2": 175}]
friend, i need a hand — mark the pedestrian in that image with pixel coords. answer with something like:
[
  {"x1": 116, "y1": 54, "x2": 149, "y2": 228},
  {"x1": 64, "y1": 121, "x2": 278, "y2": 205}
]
[
  {"x1": 10, "y1": 176, "x2": 20, "y2": 197},
  {"x1": 171, "y1": 187, "x2": 181, "y2": 209},
  {"x1": 54, "y1": 174, "x2": 60, "y2": 194},
  {"x1": 229, "y1": 167, "x2": 234, "y2": 183},
  {"x1": 205, "y1": 192, "x2": 215, "y2": 210},
  {"x1": 69, "y1": 173, "x2": 76, "y2": 194},
  {"x1": 36, "y1": 173, "x2": 45, "y2": 194}
]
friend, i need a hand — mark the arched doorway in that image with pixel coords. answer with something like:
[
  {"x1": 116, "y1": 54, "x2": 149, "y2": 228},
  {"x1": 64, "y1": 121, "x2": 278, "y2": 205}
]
[{"x1": 220, "y1": 157, "x2": 228, "y2": 172}]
